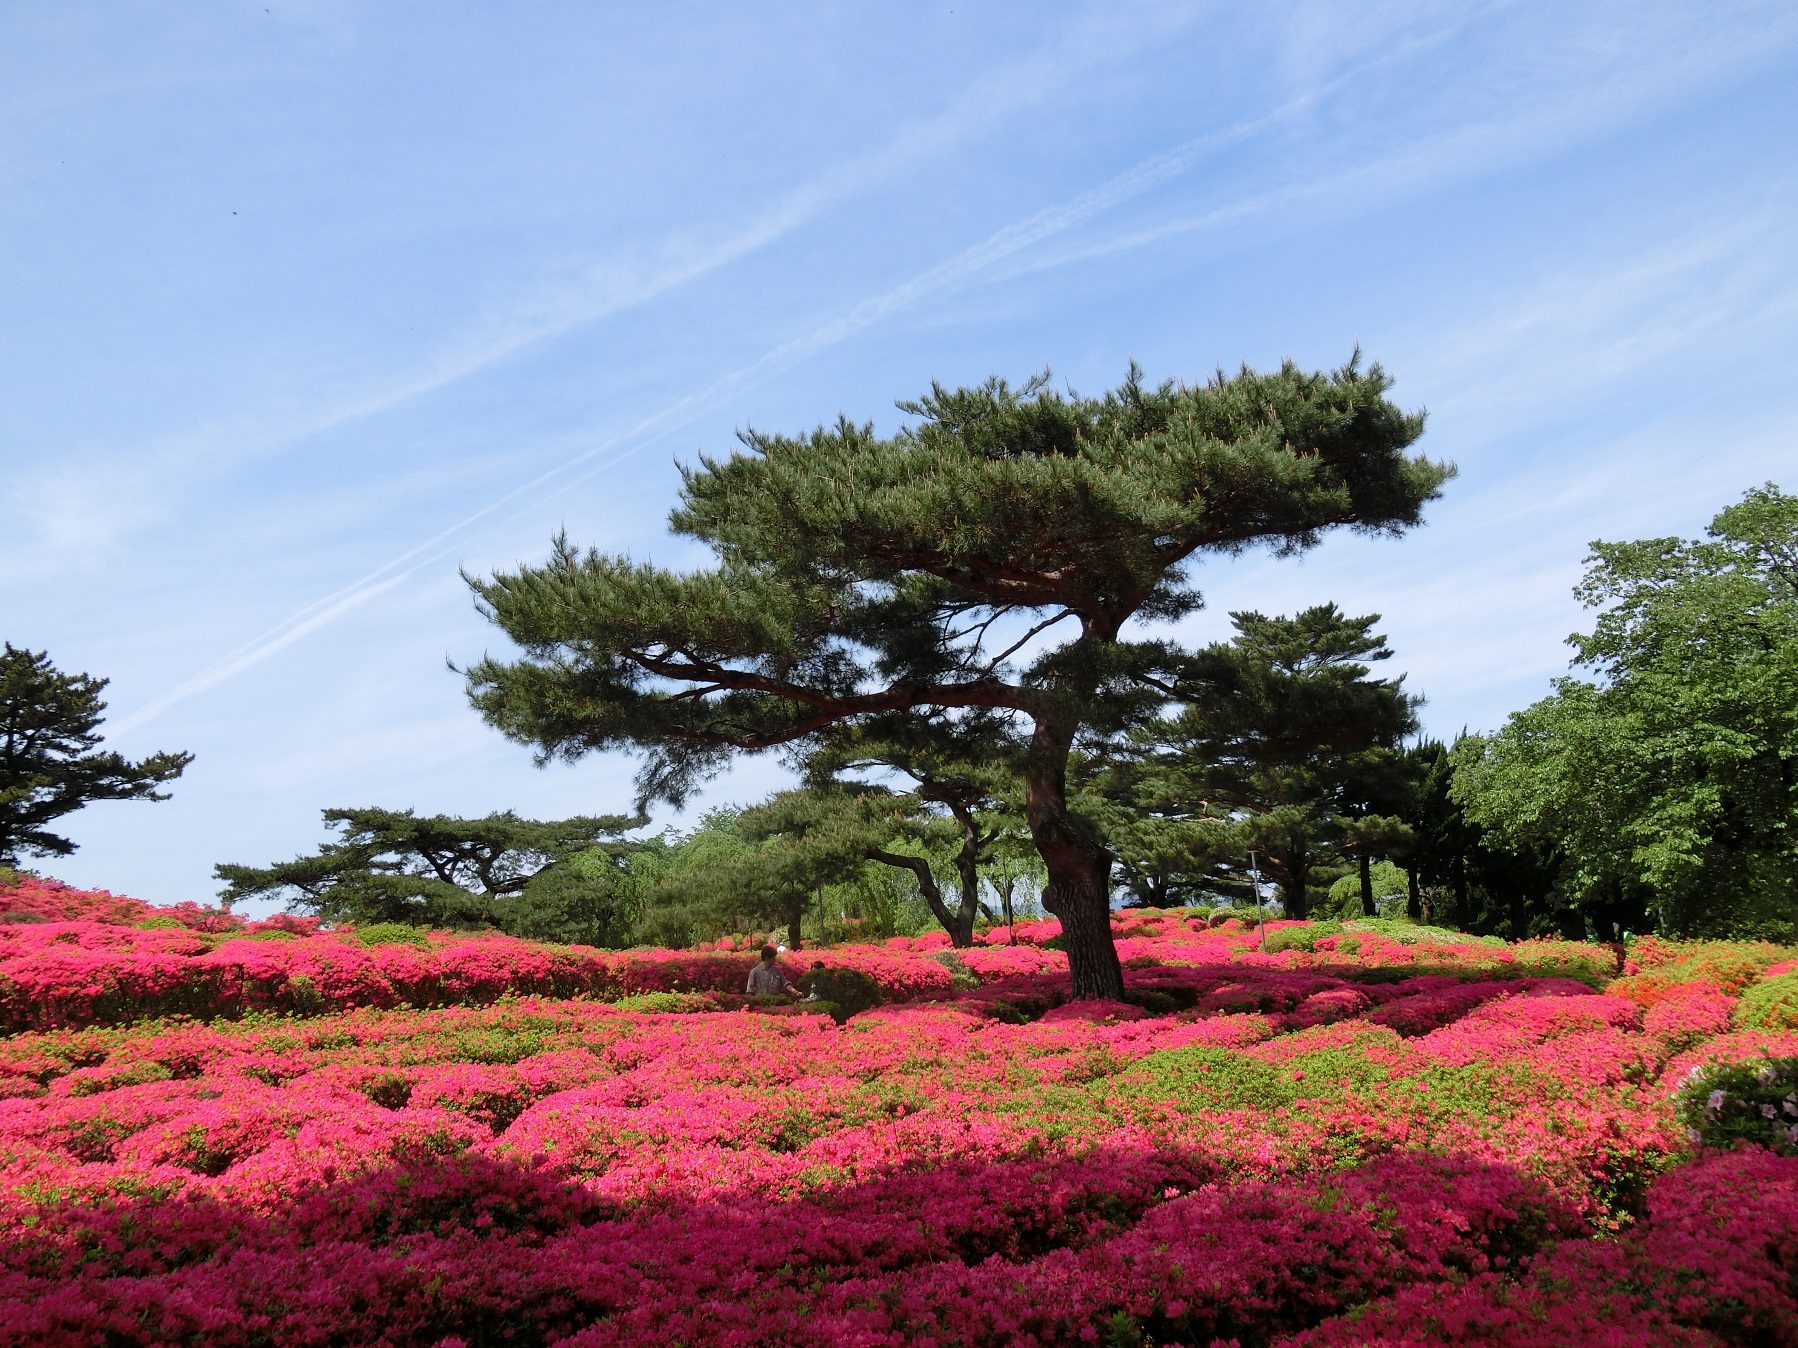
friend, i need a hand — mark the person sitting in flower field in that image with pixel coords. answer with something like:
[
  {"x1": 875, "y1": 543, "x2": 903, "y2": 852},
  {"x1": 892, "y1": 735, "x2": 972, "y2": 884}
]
[{"x1": 745, "y1": 944, "x2": 795, "y2": 997}]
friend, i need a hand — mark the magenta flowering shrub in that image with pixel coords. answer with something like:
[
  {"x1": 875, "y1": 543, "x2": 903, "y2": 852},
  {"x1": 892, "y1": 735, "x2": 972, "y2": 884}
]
[
  {"x1": 0, "y1": 916, "x2": 971, "y2": 1032},
  {"x1": 1289, "y1": 1148, "x2": 1798, "y2": 1346},
  {"x1": 0, "y1": 875, "x2": 156, "y2": 924},
  {"x1": 1, "y1": 887, "x2": 1796, "y2": 1344}
]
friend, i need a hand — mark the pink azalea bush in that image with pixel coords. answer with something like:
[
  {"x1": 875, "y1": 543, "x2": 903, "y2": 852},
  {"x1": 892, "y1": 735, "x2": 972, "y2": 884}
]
[{"x1": 1, "y1": 874, "x2": 1796, "y2": 1345}]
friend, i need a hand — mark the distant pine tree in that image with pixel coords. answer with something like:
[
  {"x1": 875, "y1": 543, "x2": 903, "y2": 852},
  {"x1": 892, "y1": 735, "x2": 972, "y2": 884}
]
[{"x1": 0, "y1": 643, "x2": 191, "y2": 864}]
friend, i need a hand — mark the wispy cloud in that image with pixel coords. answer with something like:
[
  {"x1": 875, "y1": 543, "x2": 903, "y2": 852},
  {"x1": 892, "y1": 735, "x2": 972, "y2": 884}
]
[
  {"x1": 1407, "y1": 214, "x2": 1798, "y2": 438},
  {"x1": 2, "y1": 1, "x2": 1205, "y2": 590},
  {"x1": 106, "y1": 2, "x2": 1798, "y2": 738},
  {"x1": 111, "y1": 22, "x2": 1485, "y2": 736},
  {"x1": 995, "y1": 6, "x2": 1798, "y2": 285}
]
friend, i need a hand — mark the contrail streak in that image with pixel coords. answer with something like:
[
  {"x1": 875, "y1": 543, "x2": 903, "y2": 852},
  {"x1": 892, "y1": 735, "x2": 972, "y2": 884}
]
[{"x1": 111, "y1": 24, "x2": 1474, "y2": 738}]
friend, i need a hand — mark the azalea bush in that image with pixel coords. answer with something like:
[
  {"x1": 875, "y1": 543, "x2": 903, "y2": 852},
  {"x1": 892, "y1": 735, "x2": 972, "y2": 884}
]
[
  {"x1": 0, "y1": 876, "x2": 1795, "y2": 1345},
  {"x1": 1675, "y1": 1055, "x2": 1798, "y2": 1154}
]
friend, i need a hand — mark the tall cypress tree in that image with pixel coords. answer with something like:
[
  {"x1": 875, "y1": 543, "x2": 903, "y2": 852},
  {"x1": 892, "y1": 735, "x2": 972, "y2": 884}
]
[{"x1": 463, "y1": 362, "x2": 1448, "y2": 997}]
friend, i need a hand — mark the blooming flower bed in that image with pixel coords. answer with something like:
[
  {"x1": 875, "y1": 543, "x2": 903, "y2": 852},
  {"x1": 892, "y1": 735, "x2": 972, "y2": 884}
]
[{"x1": 1, "y1": 878, "x2": 1795, "y2": 1345}]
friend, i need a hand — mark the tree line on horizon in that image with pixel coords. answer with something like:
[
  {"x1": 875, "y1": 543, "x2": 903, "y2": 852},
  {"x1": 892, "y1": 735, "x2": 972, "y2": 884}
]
[{"x1": 5, "y1": 363, "x2": 1794, "y2": 991}]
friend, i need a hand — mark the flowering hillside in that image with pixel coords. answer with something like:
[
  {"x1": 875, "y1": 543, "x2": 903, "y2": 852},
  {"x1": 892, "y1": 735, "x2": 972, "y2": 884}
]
[{"x1": 2, "y1": 878, "x2": 1795, "y2": 1345}]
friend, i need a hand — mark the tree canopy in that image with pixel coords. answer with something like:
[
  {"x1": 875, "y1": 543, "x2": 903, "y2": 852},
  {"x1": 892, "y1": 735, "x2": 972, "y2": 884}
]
[
  {"x1": 1453, "y1": 484, "x2": 1798, "y2": 940},
  {"x1": 1088, "y1": 605, "x2": 1419, "y2": 918},
  {"x1": 0, "y1": 643, "x2": 192, "y2": 865},
  {"x1": 795, "y1": 712, "x2": 1026, "y2": 945},
  {"x1": 464, "y1": 361, "x2": 1450, "y2": 997}
]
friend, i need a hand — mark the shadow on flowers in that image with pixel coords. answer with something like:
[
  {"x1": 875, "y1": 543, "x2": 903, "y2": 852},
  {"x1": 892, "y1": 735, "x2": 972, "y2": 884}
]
[{"x1": 6, "y1": 1135, "x2": 1793, "y2": 1347}]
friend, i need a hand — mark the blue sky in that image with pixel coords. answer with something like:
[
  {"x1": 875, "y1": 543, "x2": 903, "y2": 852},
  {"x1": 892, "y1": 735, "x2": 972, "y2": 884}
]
[{"x1": 5, "y1": 1, "x2": 1797, "y2": 911}]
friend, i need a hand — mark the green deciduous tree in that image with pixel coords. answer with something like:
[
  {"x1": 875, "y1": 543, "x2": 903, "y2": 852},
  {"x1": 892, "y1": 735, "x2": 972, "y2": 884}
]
[
  {"x1": 1454, "y1": 485, "x2": 1798, "y2": 941},
  {"x1": 646, "y1": 797, "x2": 865, "y2": 951},
  {"x1": 214, "y1": 807, "x2": 647, "y2": 936},
  {"x1": 0, "y1": 644, "x2": 192, "y2": 864},
  {"x1": 463, "y1": 362, "x2": 1448, "y2": 998}
]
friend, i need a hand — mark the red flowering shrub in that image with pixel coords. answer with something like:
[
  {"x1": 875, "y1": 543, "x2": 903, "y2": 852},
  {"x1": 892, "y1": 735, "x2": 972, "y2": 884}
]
[{"x1": 0, "y1": 882, "x2": 1795, "y2": 1344}]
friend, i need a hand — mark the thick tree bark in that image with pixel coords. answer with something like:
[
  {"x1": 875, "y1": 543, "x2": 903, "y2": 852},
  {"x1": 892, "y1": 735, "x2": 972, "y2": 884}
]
[
  {"x1": 948, "y1": 801, "x2": 983, "y2": 948},
  {"x1": 1405, "y1": 864, "x2": 1422, "y2": 922},
  {"x1": 1359, "y1": 851, "x2": 1376, "y2": 918},
  {"x1": 1041, "y1": 844, "x2": 1124, "y2": 1000},
  {"x1": 1023, "y1": 713, "x2": 1125, "y2": 1001},
  {"x1": 1284, "y1": 874, "x2": 1307, "y2": 921}
]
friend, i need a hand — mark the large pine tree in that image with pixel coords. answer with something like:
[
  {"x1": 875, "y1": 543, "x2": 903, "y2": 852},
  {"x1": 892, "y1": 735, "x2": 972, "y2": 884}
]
[{"x1": 463, "y1": 362, "x2": 1449, "y2": 998}]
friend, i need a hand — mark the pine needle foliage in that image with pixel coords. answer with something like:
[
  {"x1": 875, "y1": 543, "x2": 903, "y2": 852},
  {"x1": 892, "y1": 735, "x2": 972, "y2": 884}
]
[{"x1": 464, "y1": 360, "x2": 1450, "y2": 997}]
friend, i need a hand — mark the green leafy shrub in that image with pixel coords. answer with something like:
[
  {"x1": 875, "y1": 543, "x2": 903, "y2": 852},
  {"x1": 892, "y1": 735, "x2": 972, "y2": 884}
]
[
  {"x1": 66, "y1": 1061, "x2": 175, "y2": 1097},
  {"x1": 353, "y1": 923, "x2": 433, "y2": 948},
  {"x1": 612, "y1": 991, "x2": 721, "y2": 1014},
  {"x1": 244, "y1": 929, "x2": 297, "y2": 942},
  {"x1": 363, "y1": 1070, "x2": 414, "y2": 1109},
  {"x1": 926, "y1": 950, "x2": 981, "y2": 991},
  {"x1": 135, "y1": 915, "x2": 187, "y2": 931},
  {"x1": 798, "y1": 967, "x2": 885, "y2": 1023},
  {"x1": 447, "y1": 1026, "x2": 553, "y2": 1064},
  {"x1": 1735, "y1": 973, "x2": 1798, "y2": 1031},
  {"x1": 1265, "y1": 922, "x2": 1342, "y2": 953},
  {"x1": 1674, "y1": 1056, "x2": 1798, "y2": 1153},
  {"x1": 1341, "y1": 918, "x2": 1501, "y2": 946},
  {"x1": 283, "y1": 974, "x2": 324, "y2": 1014},
  {"x1": 1108, "y1": 1047, "x2": 1302, "y2": 1112}
]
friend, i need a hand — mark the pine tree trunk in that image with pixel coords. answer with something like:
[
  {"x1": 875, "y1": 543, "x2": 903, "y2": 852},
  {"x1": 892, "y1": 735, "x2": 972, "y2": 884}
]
[
  {"x1": 1359, "y1": 851, "x2": 1376, "y2": 918},
  {"x1": 1285, "y1": 874, "x2": 1307, "y2": 921},
  {"x1": 870, "y1": 848, "x2": 972, "y2": 948},
  {"x1": 1024, "y1": 715, "x2": 1125, "y2": 1002},
  {"x1": 1042, "y1": 847, "x2": 1125, "y2": 1001},
  {"x1": 950, "y1": 804, "x2": 982, "y2": 949},
  {"x1": 1405, "y1": 865, "x2": 1422, "y2": 922}
]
